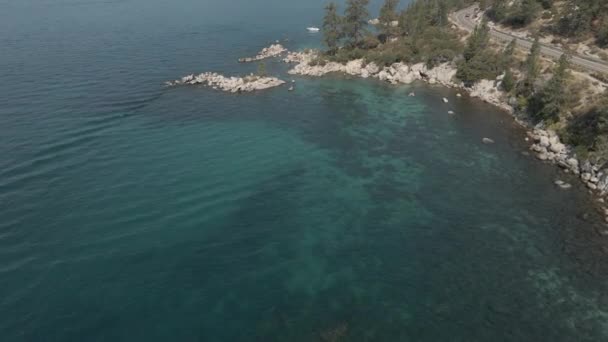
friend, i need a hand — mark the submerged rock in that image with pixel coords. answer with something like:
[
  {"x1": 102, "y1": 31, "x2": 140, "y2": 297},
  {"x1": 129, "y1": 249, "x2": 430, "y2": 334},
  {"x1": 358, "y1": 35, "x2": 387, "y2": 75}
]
[{"x1": 554, "y1": 179, "x2": 572, "y2": 189}]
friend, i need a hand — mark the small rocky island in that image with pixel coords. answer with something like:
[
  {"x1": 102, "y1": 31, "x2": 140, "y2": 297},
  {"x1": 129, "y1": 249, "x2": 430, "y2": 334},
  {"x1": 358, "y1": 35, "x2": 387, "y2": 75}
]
[
  {"x1": 167, "y1": 72, "x2": 285, "y2": 93},
  {"x1": 238, "y1": 44, "x2": 287, "y2": 63},
  {"x1": 167, "y1": 43, "x2": 289, "y2": 93}
]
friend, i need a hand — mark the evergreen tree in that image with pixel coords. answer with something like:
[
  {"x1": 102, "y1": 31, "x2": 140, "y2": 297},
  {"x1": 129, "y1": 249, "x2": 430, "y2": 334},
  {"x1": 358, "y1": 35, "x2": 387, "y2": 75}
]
[
  {"x1": 506, "y1": 0, "x2": 541, "y2": 27},
  {"x1": 437, "y1": 0, "x2": 448, "y2": 27},
  {"x1": 521, "y1": 36, "x2": 541, "y2": 95},
  {"x1": 343, "y1": 0, "x2": 370, "y2": 47},
  {"x1": 323, "y1": 2, "x2": 343, "y2": 53},
  {"x1": 500, "y1": 39, "x2": 517, "y2": 92},
  {"x1": 502, "y1": 38, "x2": 516, "y2": 68},
  {"x1": 487, "y1": 0, "x2": 508, "y2": 22},
  {"x1": 598, "y1": 19, "x2": 608, "y2": 47},
  {"x1": 530, "y1": 54, "x2": 570, "y2": 122},
  {"x1": 457, "y1": 19, "x2": 499, "y2": 86},
  {"x1": 504, "y1": 39, "x2": 516, "y2": 59},
  {"x1": 379, "y1": 0, "x2": 399, "y2": 35},
  {"x1": 463, "y1": 19, "x2": 490, "y2": 62},
  {"x1": 502, "y1": 68, "x2": 515, "y2": 92},
  {"x1": 539, "y1": 0, "x2": 553, "y2": 10},
  {"x1": 479, "y1": 0, "x2": 487, "y2": 10},
  {"x1": 553, "y1": 53, "x2": 570, "y2": 82}
]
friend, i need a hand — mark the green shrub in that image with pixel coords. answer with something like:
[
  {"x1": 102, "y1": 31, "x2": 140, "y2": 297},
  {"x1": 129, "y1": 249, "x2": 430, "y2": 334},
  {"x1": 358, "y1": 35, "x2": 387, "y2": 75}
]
[
  {"x1": 359, "y1": 34, "x2": 380, "y2": 50},
  {"x1": 565, "y1": 96, "x2": 608, "y2": 154}
]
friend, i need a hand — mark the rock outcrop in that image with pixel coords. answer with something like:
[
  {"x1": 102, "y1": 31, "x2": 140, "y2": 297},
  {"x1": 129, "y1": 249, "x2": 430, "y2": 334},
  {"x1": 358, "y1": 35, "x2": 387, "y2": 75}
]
[
  {"x1": 468, "y1": 79, "x2": 512, "y2": 113},
  {"x1": 238, "y1": 44, "x2": 287, "y2": 63},
  {"x1": 287, "y1": 51, "x2": 459, "y2": 88},
  {"x1": 167, "y1": 72, "x2": 285, "y2": 93}
]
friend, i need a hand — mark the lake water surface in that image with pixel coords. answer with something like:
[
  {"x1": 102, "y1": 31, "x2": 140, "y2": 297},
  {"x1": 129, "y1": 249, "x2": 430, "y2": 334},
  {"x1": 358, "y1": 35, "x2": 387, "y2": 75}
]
[{"x1": 2, "y1": 0, "x2": 608, "y2": 341}]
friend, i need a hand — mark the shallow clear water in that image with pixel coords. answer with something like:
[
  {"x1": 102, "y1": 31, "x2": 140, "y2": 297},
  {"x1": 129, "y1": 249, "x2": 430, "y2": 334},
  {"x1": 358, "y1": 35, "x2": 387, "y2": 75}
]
[{"x1": 3, "y1": 0, "x2": 608, "y2": 341}]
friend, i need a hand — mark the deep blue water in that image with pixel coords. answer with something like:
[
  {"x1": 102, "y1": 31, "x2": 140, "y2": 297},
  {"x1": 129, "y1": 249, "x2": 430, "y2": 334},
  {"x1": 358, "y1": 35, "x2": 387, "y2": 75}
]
[{"x1": 3, "y1": 0, "x2": 608, "y2": 341}]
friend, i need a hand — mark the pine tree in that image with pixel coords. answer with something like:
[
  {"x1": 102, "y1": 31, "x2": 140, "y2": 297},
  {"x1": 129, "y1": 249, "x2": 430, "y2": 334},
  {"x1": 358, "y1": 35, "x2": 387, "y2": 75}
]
[
  {"x1": 530, "y1": 54, "x2": 570, "y2": 122},
  {"x1": 553, "y1": 53, "x2": 570, "y2": 83},
  {"x1": 323, "y1": 2, "x2": 342, "y2": 53},
  {"x1": 521, "y1": 36, "x2": 541, "y2": 95},
  {"x1": 598, "y1": 18, "x2": 608, "y2": 47},
  {"x1": 343, "y1": 0, "x2": 370, "y2": 47},
  {"x1": 504, "y1": 39, "x2": 516, "y2": 59},
  {"x1": 487, "y1": 0, "x2": 508, "y2": 22},
  {"x1": 502, "y1": 39, "x2": 516, "y2": 68},
  {"x1": 479, "y1": 0, "x2": 487, "y2": 10},
  {"x1": 379, "y1": 0, "x2": 399, "y2": 35},
  {"x1": 437, "y1": 0, "x2": 448, "y2": 27},
  {"x1": 463, "y1": 19, "x2": 490, "y2": 62},
  {"x1": 500, "y1": 39, "x2": 517, "y2": 92},
  {"x1": 508, "y1": 0, "x2": 541, "y2": 27},
  {"x1": 502, "y1": 68, "x2": 515, "y2": 92}
]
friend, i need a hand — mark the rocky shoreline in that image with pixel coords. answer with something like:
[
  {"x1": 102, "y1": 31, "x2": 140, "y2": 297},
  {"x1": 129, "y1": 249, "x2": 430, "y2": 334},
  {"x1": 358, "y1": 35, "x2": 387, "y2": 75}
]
[
  {"x1": 167, "y1": 41, "x2": 608, "y2": 220},
  {"x1": 166, "y1": 72, "x2": 285, "y2": 93},
  {"x1": 284, "y1": 50, "x2": 510, "y2": 110},
  {"x1": 530, "y1": 127, "x2": 608, "y2": 194},
  {"x1": 283, "y1": 49, "x2": 608, "y2": 220}
]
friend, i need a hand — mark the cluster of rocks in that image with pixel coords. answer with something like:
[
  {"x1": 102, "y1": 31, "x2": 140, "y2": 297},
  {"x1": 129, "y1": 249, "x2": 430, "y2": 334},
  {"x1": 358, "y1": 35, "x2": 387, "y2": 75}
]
[
  {"x1": 284, "y1": 50, "x2": 512, "y2": 108},
  {"x1": 283, "y1": 51, "x2": 307, "y2": 64},
  {"x1": 579, "y1": 161, "x2": 608, "y2": 193},
  {"x1": 529, "y1": 129, "x2": 569, "y2": 164},
  {"x1": 166, "y1": 72, "x2": 285, "y2": 93},
  {"x1": 238, "y1": 44, "x2": 287, "y2": 63},
  {"x1": 286, "y1": 51, "x2": 457, "y2": 87},
  {"x1": 529, "y1": 128, "x2": 608, "y2": 194},
  {"x1": 377, "y1": 62, "x2": 457, "y2": 87}
]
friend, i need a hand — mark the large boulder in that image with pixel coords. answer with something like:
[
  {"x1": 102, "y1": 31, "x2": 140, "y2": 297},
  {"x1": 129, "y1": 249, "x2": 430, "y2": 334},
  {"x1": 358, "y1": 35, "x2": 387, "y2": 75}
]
[
  {"x1": 539, "y1": 136, "x2": 550, "y2": 147},
  {"x1": 550, "y1": 142, "x2": 566, "y2": 154},
  {"x1": 345, "y1": 60, "x2": 364, "y2": 75}
]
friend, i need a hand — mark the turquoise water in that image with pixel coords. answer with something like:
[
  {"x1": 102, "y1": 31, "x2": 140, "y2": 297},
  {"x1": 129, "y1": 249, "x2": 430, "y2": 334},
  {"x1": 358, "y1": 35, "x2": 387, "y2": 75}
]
[{"x1": 3, "y1": 0, "x2": 608, "y2": 340}]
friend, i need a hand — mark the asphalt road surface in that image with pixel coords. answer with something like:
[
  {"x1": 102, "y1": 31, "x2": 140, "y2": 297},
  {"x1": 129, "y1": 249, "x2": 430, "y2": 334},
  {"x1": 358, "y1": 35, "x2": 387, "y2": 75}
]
[{"x1": 451, "y1": 6, "x2": 608, "y2": 74}]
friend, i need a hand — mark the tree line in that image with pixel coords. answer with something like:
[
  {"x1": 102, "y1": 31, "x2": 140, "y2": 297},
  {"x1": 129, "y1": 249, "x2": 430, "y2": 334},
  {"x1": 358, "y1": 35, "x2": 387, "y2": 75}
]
[
  {"x1": 486, "y1": 0, "x2": 608, "y2": 48},
  {"x1": 322, "y1": 0, "x2": 473, "y2": 66},
  {"x1": 319, "y1": 0, "x2": 608, "y2": 158}
]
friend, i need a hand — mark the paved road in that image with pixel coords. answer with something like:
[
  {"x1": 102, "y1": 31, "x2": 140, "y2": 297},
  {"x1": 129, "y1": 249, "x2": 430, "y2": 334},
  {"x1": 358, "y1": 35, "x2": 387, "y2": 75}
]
[{"x1": 450, "y1": 6, "x2": 608, "y2": 74}]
